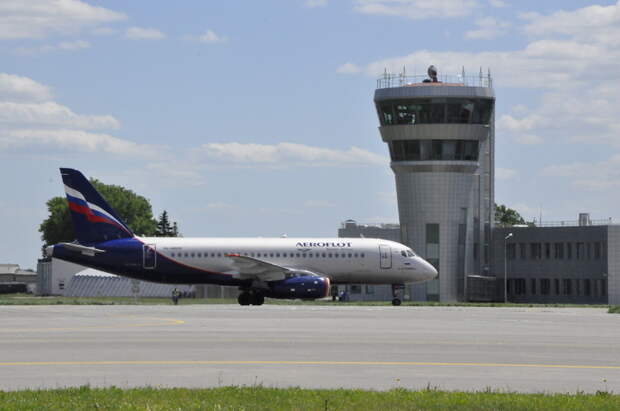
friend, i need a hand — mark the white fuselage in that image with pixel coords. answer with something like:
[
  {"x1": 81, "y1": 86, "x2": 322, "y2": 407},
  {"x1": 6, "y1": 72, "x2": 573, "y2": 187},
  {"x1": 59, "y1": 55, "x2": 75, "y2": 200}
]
[{"x1": 138, "y1": 236, "x2": 438, "y2": 284}]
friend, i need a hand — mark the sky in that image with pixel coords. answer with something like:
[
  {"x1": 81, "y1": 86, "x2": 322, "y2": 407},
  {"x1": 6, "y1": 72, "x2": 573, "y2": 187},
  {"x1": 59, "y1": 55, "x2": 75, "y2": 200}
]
[{"x1": 1, "y1": 0, "x2": 619, "y2": 269}]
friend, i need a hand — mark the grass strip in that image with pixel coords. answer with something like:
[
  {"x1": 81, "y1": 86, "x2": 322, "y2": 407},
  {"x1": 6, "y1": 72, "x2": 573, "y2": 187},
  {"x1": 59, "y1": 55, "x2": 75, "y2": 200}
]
[
  {"x1": 609, "y1": 306, "x2": 620, "y2": 314},
  {"x1": 0, "y1": 293, "x2": 612, "y2": 309},
  {"x1": 0, "y1": 386, "x2": 618, "y2": 411}
]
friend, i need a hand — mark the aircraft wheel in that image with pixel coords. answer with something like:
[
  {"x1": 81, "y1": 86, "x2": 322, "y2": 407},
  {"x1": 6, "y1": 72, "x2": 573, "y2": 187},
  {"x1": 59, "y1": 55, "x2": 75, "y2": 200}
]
[
  {"x1": 391, "y1": 298, "x2": 401, "y2": 306},
  {"x1": 238, "y1": 292, "x2": 251, "y2": 306},
  {"x1": 252, "y1": 293, "x2": 265, "y2": 306}
]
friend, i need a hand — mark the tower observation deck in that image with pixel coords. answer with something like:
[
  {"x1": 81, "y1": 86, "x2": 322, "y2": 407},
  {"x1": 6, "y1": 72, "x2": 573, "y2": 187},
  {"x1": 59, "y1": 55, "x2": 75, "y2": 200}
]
[{"x1": 374, "y1": 66, "x2": 495, "y2": 302}]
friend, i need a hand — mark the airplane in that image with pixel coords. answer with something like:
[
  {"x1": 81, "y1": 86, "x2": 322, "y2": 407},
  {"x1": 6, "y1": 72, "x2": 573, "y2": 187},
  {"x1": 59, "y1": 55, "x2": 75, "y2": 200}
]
[{"x1": 45, "y1": 168, "x2": 438, "y2": 306}]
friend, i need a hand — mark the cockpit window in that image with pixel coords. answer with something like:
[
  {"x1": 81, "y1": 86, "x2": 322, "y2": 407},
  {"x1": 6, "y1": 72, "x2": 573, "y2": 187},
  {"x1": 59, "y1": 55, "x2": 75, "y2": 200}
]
[
  {"x1": 407, "y1": 250, "x2": 416, "y2": 257},
  {"x1": 401, "y1": 251, "x2": 407, "y2": 257}
]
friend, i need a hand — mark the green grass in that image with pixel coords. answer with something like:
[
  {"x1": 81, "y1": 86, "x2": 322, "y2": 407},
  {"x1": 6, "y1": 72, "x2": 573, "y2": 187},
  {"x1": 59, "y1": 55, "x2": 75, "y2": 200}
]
[
  {"x1": 0, "y1": 293, "x2": 613, "y2": 308},
  {"x1": 0, "y1": 293, "x2": 236, "y2": 306},
  {"x1": 609, "y1": 306, "x2": 620, "y2": 314},
  {"x1": 0, "y1": 386, "x2": 618, "y2": 410}
]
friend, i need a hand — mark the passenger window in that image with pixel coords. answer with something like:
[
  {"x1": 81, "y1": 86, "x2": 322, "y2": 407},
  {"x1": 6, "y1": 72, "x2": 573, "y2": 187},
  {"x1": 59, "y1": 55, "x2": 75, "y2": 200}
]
[
  {"x1": 309, "y1": 253, "x2": 313, "y2": 257},
  {"x1": 354, "y1": 253, "x2": 358, "y2": 258},
  {"x1": 184, "y1": 253, "x2": 188, "y2": 257},
  {"x1": 402, "y1": 251, "x2": 407, "y2": 257},
  {"x1": 270, "y1": 253, "x2": 274, "y2": 257},
  {"x1": 197, "y1": 253, "x2": 202, "y2": 258},
  {"x1": 217, "y1": 253, "x2": 221, "y2": 257},
  {"x1": 348, "y1": 253, "x2": 352, "y2": 258},
  {"x1": 296, "y1": 253, "x2": 300, "y2": 258},
  {"x1": 361, "y1": 253, "x2": 365, "y2": 258},
  {"x1": 322, "y1": 253, "x2": 326, "y2": 258},
  {"x1": 328, "y1": 253, "x2": 332, "y2": 258},
  {"x1": 171, "y1": 252, "x2": 175, "y2": 257}
]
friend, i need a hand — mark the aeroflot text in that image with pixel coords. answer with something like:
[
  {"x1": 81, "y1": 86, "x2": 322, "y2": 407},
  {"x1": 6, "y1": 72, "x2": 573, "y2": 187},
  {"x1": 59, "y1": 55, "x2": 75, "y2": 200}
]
[{"x1": 296, "y1": 242, "x2": 352, "y2": 248}]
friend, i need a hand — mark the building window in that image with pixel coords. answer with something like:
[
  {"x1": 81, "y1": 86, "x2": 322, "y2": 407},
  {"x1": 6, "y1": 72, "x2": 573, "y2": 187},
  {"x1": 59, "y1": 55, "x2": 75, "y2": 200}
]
[
  {"x1": 378, "y1": 98, "x2": 493, "y2": 126},
  {"x1": 545, "y1": 243, "x2": 551, "y2": 259},
  {"x1": 519, "y1": 243, "x2": 527, "y2": 259},
  {"x1": 563, "y1": 279, "x2": 572, "y2": 295},
  {"x1": 576, "y1": 243, "x2": 584, "y2": 260},
  {"x1": 530, "y1": 279, "x2": 537, "y2": 295},
  {"x1": 584, "y1": 279, "x2": 591, "y2": 296},
  {"x1": 541, "y1": 279, "x2": 550, "y2": 295},
  {"x1": 515, "y1": 279, "x2": 526, "y2": 295},
  {"x1": 554, "y1": 243, "x2": 564, "y2": 259},
  {"x1": 365, "y1": 285, "x2": 375, "y2": 295},
  {"x1": 566, "y1": 243, "x2": 572, "y2": 259},
  {"x1": 575, "y1": 279, "x2": 581, "y2": 296},
  {"x1": 554, "y1": 279, "x2": 560, "y2": 295},
  {"x1": 530, "y1": 243, "x2": 541, "y2": 260},
  {"x1": 350, "y1": 285, "x2": 362, "y2": 294},
  {"x1": 601, "y1": 279, "x2": 607, "y2": 296},
  {"x1": 507, "y1": 243, "x2": 516, "y2": 260},
  {"x1": 390, "y1": 139, "x2": 479, "y2": 162},
  {"x1": 594, "y1": 242, "x2": 601, "y2": 259}
]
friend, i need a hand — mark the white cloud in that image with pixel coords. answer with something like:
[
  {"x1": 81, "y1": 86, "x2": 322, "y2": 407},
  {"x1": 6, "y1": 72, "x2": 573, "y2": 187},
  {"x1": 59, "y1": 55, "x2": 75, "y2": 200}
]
[
  {"x1": 488, "y1": 0, "x2": 506, "y2": 7},
  {"x1": 337, "y1": 62, "x2": 362, "y2": 74},
  {"x1": 542, "y1": 155, "x2": 620, "y2": 191},
  {"x1": 0, "y1": 0, "x2": 126, "y2": 39},
  {"x1": 0, "y1": 73, "x2": 52, "y2": 102},
  {"x1": 198, "y1": 30, "x2": 227, "y2": 44},
  {"x1": 195, "y1": 142, "x2": 387, "y2": 167},
  {"x1": 0, "y1": 101, "x2": 119, "y2": 130},
  {"x1": 353, "y1": 0, "x2": 479, "y2": 20},
  {"x1": 0, "y1": 129, "x2": 157, "y2": 157},
  {"x1": 0, "y1": 73, "x2": 157, "y2": 159},
  {"x1": 15, "y1": 40, "x2": 91, "y2": 55},
  {"x1": 125, "y1": 27, "x2": 166, "y2": 40},
  {"x1": 465, "y1": 17, "x2": 510, "y2": 40},
  {"x1": 496, "y1": 167, "x2": 518, "y2": 180},
  {"x1": 522, "y1": 2, "x2": 620, "y2": 45},
  {"x1": 305, "y1": 0, "x2": 329, "y2": 7}
]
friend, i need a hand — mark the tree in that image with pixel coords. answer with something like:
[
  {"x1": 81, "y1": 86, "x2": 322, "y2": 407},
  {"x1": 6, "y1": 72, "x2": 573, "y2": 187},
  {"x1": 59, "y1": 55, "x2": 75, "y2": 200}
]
[
  {"x1": 39, "y1": 179, "x2": 160, "y2": 249},
  {"x1": 154, "y1": 210, "x2": 181, "y2": 237},
  {"x1": 494, "y1": 203, "x2": 526, "y2": 227}
]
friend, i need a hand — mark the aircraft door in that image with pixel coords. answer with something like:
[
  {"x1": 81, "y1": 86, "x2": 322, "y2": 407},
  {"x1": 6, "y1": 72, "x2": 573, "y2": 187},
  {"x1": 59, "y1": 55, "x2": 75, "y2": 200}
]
[
  {"x1": 143, "y1": 244, "x2": 156, "y2": 269},
  {"x1": 379, "y1": 245, "x2": 392, "y2": 269}
]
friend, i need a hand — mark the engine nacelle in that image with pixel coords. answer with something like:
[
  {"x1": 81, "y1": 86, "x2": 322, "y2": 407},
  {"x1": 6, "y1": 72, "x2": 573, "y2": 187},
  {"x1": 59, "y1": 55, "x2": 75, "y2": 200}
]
[{"x1": 267, "y1": 275, "x2": 330, "y2": 300}]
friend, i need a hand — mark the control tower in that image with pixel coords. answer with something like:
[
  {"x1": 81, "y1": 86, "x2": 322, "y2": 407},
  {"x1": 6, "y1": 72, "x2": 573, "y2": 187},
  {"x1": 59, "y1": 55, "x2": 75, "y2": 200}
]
[{"x1": 374, "y1": 66, "x2": 495, "y2": 302}]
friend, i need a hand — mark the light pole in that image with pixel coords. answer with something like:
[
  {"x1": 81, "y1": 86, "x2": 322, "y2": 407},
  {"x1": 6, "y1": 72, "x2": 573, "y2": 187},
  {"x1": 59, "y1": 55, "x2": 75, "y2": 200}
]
[{"x1": 504, "y1": 232, "x2": 513, "y2": 303}]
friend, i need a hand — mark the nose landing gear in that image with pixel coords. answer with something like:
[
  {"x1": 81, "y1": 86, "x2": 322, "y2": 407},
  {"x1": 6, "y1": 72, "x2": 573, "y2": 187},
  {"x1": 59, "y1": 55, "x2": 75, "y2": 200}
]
[{"x1": 391, "y1": 283, "x2": 404, "y2": 306}]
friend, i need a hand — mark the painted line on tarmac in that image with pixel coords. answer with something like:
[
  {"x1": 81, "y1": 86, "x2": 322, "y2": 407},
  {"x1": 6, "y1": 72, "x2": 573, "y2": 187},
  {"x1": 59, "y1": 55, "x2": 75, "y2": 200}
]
[
  {"x1": 0, "y1": 318, "x2": 185, "y2": 332},
  {"x1": 0, "y1": 360, "x2": 618, "y2": 370}
]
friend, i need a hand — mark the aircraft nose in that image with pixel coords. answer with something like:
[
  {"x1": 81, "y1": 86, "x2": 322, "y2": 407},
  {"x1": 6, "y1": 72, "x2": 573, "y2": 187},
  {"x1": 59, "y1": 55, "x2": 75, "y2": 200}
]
[{"x1": 421, "y1": 259, "x2": 438, "y2": 281}]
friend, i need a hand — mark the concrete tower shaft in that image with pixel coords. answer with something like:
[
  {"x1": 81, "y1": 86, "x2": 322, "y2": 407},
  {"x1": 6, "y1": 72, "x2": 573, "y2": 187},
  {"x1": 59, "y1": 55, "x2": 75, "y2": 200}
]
[{"x1": 374, "y1": 71, "x2": 495, "y2": 302}]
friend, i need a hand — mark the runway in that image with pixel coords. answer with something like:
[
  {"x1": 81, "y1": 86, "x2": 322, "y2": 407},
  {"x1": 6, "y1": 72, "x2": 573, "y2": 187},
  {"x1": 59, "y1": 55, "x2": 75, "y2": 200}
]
[{"x1": 1, "y1": 305, "x2": 619, "y2": 393}]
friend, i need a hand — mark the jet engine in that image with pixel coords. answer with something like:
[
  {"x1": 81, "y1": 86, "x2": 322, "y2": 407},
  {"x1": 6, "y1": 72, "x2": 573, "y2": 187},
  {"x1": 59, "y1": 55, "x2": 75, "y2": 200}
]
[{"x1": 267, "y1": 275, "x2": 330, "y2": 299}]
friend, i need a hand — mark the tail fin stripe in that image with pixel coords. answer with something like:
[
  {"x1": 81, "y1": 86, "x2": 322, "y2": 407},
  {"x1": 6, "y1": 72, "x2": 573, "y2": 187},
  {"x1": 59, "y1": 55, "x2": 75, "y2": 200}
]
[
  {"x1": 64, "y1": 184, "x2": 131, "y2": 234},
  {"x1": 67, "y1": 202, "x2": 131, "y2": 233},
  {"x1": 60, "y1": 168, "x2": 134, "y2": 244}
]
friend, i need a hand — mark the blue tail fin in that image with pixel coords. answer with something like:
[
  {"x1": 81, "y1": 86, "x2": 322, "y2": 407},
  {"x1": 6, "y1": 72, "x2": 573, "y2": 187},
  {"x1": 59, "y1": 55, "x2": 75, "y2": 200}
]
[{"x1": 60, "y1": 168, "x2": 134, "y2": 244}]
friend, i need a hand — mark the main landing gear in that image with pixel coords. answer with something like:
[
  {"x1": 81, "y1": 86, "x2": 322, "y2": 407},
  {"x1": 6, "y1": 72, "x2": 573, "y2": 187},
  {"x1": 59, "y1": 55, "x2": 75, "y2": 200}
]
[
  {"x1": 391, "y1": 283, "x2": 404, "y2": 306},
  {"x1": 237, "y1": 290, "x2": 265, "y2": 306}
]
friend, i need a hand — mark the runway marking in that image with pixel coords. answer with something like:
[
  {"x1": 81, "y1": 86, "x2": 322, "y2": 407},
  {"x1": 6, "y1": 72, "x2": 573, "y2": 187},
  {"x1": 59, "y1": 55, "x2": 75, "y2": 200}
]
[
  {"x1": 0, "y1": 360, "x2": 619, "y2": 370},
  {"x1": 0, "y1": 317, "x2": 184, "y2": 332}
]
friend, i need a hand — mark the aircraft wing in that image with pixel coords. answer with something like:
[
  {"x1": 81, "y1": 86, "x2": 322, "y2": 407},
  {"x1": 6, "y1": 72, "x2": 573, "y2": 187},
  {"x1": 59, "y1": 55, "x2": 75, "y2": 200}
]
[{"x1": 225, "y1": 254, "x2": 324, "y2": 282}]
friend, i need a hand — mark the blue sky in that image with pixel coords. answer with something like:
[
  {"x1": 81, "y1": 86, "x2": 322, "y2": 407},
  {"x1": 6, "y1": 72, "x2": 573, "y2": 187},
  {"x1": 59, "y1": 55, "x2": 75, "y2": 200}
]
[{"x1": 1, "y1": 0, "x2": 619, "y2": 269}]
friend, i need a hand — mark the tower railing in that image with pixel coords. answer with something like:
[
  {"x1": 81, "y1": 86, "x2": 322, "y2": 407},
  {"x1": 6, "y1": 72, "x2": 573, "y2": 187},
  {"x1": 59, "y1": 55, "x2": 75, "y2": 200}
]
[{"x1": 377, "y1": 73, "x2": 492, "y2": 89}]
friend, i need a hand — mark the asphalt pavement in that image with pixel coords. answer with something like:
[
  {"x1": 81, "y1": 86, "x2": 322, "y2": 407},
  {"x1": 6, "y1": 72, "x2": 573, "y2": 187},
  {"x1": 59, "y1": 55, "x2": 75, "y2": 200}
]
[{"x1": 1, "y1": 304, "x2": 619, "y2": 393}]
